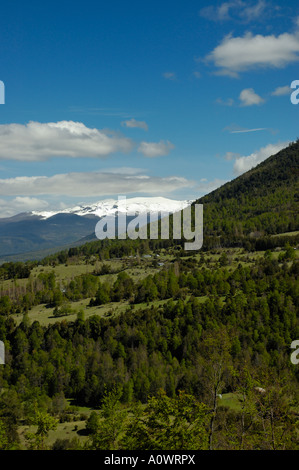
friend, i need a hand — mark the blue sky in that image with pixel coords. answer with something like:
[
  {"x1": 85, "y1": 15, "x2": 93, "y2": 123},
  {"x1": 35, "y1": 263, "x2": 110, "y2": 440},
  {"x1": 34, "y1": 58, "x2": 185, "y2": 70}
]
[{"x1": 0, "y1": 0, "x2": 299, "y2": 216}]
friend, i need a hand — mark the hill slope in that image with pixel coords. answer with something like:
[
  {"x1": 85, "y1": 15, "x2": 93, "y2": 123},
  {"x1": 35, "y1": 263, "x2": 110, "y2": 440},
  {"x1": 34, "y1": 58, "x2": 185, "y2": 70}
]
[{"x1": 195, "y1": 140, "x2": 299, "y2": 244}]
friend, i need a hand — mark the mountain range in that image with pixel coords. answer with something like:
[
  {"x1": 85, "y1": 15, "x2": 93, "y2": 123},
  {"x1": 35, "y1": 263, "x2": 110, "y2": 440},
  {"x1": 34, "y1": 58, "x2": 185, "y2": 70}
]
[{"x1": 0, "y1": 197, "x2": 192, "y2": 260}]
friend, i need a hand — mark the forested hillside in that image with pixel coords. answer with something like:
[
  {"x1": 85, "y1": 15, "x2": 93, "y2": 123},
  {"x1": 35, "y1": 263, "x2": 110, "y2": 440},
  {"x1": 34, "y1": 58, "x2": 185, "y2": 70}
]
[{"x1": 196, "y1": 140, "x2": 299, "y2": 242}]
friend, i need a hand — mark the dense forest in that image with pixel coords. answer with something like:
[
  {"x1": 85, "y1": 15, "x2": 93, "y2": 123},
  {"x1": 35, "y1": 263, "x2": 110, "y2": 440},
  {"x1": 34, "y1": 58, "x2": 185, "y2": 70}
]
[{"x1": 0, "y1": 249, "x2": 298, "y2": 450}]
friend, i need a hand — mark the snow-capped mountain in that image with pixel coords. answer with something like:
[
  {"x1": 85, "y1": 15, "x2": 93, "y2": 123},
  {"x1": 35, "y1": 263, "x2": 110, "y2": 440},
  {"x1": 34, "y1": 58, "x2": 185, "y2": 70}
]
[
  {"x1": 0, "y1": 197, "x2": 193, "y2": 260},
  {"x1": 31, "y1": 197, "x2": 193, "y2": 219}
]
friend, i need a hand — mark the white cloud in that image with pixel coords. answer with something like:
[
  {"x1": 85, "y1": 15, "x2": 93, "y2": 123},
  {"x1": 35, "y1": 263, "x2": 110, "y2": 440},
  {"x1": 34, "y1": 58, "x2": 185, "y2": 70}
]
[
  {"x1": 0, "y1": 197, "x2": 49, "y2": 218},
  {"x1": 162, "y1": 72, "x2": 177, "y2": 81},
  {"x1": 0, "y1": 170, "x2": 193, "y2": 198},
  {"x1": 223, "y1": 124, "x2": 270, "y2": 134},
  {"x1": 239, "y1": 0, "x2": 267, "y2": 22},
  {"x1": 199, "y1": 2, "x2": 230, "y2": 21},
  {"x1": 0, "y1": 121, "x2": 134, "y2": 161},
  {"x1": 239, "y1": 88, "x2": 265, "y2": 106},
  {"x1": 200, "y1": 0, "x2": 268, "y2": 23},
  {"x1": 230, "y1": 128, "x2": 267, "y2": 133},
  {"x1": 233, "y1": 141, "x2": 289, "y2": 175},
  {"x1": 226, "y1": 126, "x2": 268, "y2": 134},
  {"x1": 121, "y1": 119, "x2": 148, "y2": 131},
  {"x1": 271, "y1": 85, "x2": 292, "y2": 96},
  {"x1": 205, "y1": 31, "x2": 299, "y2": 77},
  {"x1": 138, "y1": 140, "x2": 175, "y2": 158}
]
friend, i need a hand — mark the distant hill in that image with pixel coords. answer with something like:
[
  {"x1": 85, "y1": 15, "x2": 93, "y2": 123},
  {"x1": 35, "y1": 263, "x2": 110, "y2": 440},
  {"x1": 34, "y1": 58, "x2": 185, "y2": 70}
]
[{"x1": 0, "y1": 213, "x2": 99, "y2": 259}]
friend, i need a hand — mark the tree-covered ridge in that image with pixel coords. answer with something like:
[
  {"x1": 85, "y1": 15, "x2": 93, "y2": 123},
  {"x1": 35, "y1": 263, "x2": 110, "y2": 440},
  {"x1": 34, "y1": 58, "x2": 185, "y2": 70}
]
[
  {"x1": 200, "y1": 141, "x2": 299, "y2": 203},
  {"x1": 195, "y1": 141, "x2": 299, "y2": 239}
]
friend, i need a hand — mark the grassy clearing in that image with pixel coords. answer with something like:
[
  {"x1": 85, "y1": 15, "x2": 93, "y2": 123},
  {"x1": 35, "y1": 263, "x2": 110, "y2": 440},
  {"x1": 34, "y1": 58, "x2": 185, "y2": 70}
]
[
  {"x1": 219, "y1": 393, "x2": 242, "y2": 411},
  {"x1": 12, "y1": 294, "x2": 210, "y2": 326},
  {"x1": 12, "y1": 298, "x2": 130, "y2": 325},
  {"x1": 271, "y1": 230, "x2": 299, "y2": 238},
  {"x1": 18, "y1": 419, "x2": 89, "y2": 449}
]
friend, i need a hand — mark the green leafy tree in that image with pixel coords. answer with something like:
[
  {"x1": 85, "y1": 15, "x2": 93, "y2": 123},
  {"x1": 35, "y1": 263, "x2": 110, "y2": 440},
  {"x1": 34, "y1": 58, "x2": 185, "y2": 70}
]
[
  {"x1": 86, "y1": 386, "x2": 127, "y2": 450},
  {"x1": 252, "y1": 371, "x2": 298, "y2": 450},
  {"x1": 91, "y1": 282, "x2": 111, "y2": 305},
  {"x1": 0, "y1": 418, "x2": 19, "y2": 449},
  {"x1": 227, "y1": 365, "x2": 259, "y2": 450},
  {"x1": 199, "y1": 328, "x2": 232, "y2": 450},
  {"x1": 86, "y1": 410, "x2": 100, "y2": 435},
  {"x1": 25, "y1": 406, "x2": 59, "y2": 450},
  {"x1": 122, "y1": 390, "x2": 209, "y2": 450}
]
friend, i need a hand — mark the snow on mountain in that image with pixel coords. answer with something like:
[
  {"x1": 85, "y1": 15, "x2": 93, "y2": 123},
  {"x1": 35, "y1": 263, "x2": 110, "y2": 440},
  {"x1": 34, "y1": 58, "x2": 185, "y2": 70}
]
[{"x1": 31, "y1": 197, "x2": 193, "y2": 220}]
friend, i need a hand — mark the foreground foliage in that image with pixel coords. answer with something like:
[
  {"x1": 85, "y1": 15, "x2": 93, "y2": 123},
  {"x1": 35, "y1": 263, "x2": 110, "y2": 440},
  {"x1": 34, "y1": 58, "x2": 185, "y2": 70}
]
[{"x1": 0, "y1": 250, "x2": 298, "y2": 450}]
